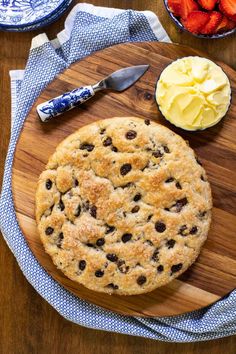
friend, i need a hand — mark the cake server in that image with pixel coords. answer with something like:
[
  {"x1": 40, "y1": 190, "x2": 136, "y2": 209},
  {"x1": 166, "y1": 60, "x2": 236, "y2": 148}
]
[{"x1": 37, "y1": 64, "x2": 149, "y2": 122}]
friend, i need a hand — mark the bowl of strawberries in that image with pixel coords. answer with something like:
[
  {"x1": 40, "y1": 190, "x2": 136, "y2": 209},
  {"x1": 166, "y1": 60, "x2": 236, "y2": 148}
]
[{"x1": 164, "y1": 0, "x2": 236, "y2": 38}]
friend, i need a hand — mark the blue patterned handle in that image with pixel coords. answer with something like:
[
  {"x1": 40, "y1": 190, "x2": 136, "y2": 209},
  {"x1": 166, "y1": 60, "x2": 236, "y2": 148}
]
[{"x1": 37, "y1": 86, "x2": 95, "y2": 122}]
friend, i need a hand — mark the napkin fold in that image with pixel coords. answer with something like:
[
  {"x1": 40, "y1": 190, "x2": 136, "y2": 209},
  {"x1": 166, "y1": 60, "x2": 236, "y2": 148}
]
[{"x1": 1, "y1": 3, "x2": 235, "y2": 342}]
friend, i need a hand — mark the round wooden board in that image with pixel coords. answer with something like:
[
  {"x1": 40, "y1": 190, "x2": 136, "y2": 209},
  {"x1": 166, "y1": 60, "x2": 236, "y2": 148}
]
[{"x1": 12, "y1": 42, "x2": 236, "y2": 317}]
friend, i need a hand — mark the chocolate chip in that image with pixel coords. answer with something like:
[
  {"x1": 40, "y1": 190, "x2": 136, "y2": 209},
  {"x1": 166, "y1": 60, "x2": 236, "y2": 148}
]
[
  {"x1": 106, "y1": 253, "x2": 118, "y2": 262},
  {"x1": 147, "y1": 214, "x2": 153, "y2": 221},
  {"x1": 74, "y1": 179, "x2": 79, "y2": 187},
  {"x1": 105, "y1": 224, "x2": 115, "y2": 234},
  {"x1": 57, "y1": 232, "x2": 64, "y2": 248},
  {"x1": 80, "y1": 143, "x2": 94, "y2": 152},
  {"x1": 131, "y1": 205, "x2": 140, "y2": 213},
  {"x1": 121, "y1": 233, "x2": 132, "y2": 243},
  {"x1": 123, "y1": 211, "x2": 127, "y2": 218},
  {"x1": 175, "y1": 198, "x2": 188, "y2": 212},
  {"x1": 163, "y1": 145, "x2": 170, "y2": 153},
  {"x1": 112, "y1": 146, "x2": 118, "y2": 152},
  {"x1": 153, "y1": 150, "x2": 163, "y2": 158},
  {"x1": 79, "y1": 260, "x2": 86, "y2": 271},
  {"x1": 59, "y1": 200, "x2": 65, "y2": 211},
  {"x1": 166, "y1": 239, "x2": 176, "y2": 249},
  {"x1": 126, "y1": 130, "x2": 137, "y2": 140},
  {"x1": 144, "y1": 119, "x2": 150, "y2": 125},
  {"x1": 117, "y1": 260, "x2": 129, "y2": 273},
  {"x1": 90, "y1": 205, "x2": 97, "y2": 218},
  {"x1": 107, "y1": 283, "x2": 119, "y2": 290},
  {"x1": 155, "y1": 221, "x2": 166, "y2": 233},
  {"x1": 157, "y1": 265, "x2": 164, "y2": 272},
  {"x1": 133, "y1": 193, "x2": 141, "y2": 202},
  {"x1": 190, "y1": 226, "x2": 198, "y2": 235},
  {"x1": 103, "y1": 137, "x2": 112, "y2": 146},
  {"x1": 152, "y1": 249, "x2": 159, "y2": 262},
  {"x1": 165, "y1": 177, "x2": 174, "y2": 183},
  {"x1": 175, "y1": 182, "x2": 182, "y2": 189},
  {"x1": 137, "y1": 275, "x2": 147, "y2": 285},
  {"x1": 45, "y1": 227, "x2": 54, "y2": 235},
  {"x1": 120, "y1": 163, "x2": 132, "y2": 176},
  {"x1": 171, "y1": 263, "x2": 183, "y2": 274},
  {"x1": 45, "y1": 179, "x2": 52, "y2": 190},
  {"x1": 96, "y1": 238, "x2": 105, "y2": 246},
  {"x1": 95, "y1": 270, "x2": 104, "y2": 277},
  {"x1": 201, "y1": 175, "x2": 206, "y2": 182},
  {"x1": 86, "y1": 243, "x2": 95, "y2": 248},
  {"x1": 100, "y1": 128, "x2": 106, "y2": 134},
  {"x1": 179, "y1": 225, "x2": 188, "y2": 236},
  {"x1": 75, "y1": 205, "x2": 81, "y2": 217}
]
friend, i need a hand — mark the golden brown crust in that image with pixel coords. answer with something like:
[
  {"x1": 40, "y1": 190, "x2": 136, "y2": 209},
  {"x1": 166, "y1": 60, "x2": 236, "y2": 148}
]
[{"x1": 35, "y1": 117, "x2": 212, "y2": 295}]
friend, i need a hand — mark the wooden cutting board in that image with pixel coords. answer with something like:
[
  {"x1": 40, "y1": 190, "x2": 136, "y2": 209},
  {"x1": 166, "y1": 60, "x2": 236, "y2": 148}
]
[{"x1": 12, "y1": 42, "x2": 236, "y2": 317}]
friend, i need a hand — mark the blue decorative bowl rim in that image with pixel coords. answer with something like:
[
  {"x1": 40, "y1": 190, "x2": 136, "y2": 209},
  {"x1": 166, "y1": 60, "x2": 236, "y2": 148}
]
[
  {"x1": 0, "y1": 0, "x2": 71, "y2": 30},
  {"x1": 163, "y1": 0, "x2": 236, "y2": 39}
]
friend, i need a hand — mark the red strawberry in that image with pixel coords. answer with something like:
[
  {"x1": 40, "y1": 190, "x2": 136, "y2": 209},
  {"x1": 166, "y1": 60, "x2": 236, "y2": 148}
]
[
  {"x1": 168, "y1": 0, "x2": 182, "y2": 17},
  {"x1": 216, "y1": 14, "x2": 236, "y2": 31},
  {"x1": 184, "y1": 11, "x2": 210, "y2": 33},
  {"x1": 180, "y1": 0, "x2": 199, "y2": 20},
  {"x1": 201, "y1": 11, "x2": 222, "y2": 34},
  {"x1": 220, "y1": 0, "x2": 236, "y2": 21},
  {"x1": 198, "y1": 0, "x2": 218, "y2": 10},
  {"x1": 227, "y1": 17, "x2": 236, "y2": 27}
]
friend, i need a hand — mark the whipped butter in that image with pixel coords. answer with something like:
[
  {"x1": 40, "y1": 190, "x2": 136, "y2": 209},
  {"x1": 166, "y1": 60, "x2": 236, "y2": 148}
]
[{"x1": 156, "y1": 57, "x2": 231, "y2": 131}]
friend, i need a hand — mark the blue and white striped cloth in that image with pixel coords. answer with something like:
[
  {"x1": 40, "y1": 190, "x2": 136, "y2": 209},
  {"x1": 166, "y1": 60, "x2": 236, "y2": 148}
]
[{"x1": 1, "y1": 3, "x2": 235, "y2": 342}]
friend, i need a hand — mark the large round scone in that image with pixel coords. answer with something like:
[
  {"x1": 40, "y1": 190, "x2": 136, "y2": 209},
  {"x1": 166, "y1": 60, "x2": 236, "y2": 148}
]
[{"x1": 36, "y1": 117, "x2": 212, "y2": 295}]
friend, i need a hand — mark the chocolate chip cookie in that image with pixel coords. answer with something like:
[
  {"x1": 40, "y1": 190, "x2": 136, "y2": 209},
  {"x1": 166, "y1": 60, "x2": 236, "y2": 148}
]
[{"x1": 35, "y1": 117, "x2": 212, "y2": 295}]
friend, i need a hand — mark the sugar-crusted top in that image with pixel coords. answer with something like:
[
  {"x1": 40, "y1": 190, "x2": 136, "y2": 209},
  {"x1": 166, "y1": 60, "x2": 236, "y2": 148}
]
[{"x1": 36, "y1": 117, "x2": 212, "y2": 295}]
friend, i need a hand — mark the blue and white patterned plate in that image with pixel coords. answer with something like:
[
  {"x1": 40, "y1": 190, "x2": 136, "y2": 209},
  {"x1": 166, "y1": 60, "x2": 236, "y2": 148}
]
[{"x1": 0, "y1": 0, "x2": 72, "y2": 31}]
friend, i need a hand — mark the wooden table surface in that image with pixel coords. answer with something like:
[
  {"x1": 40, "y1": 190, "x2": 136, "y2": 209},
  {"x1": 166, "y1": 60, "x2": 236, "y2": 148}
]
[{"x1": 1, "y1": 1, "x2": 236, "y2": 353}]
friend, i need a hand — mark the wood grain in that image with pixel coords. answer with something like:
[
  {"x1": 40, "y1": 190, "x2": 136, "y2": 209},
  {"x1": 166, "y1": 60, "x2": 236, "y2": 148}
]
[
  {"x1": 11, "y1": 42, "x2": 236, "y2": 318},
  {"x1": 1, "y1": 0, "x2": 236, "y2": 352}
]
